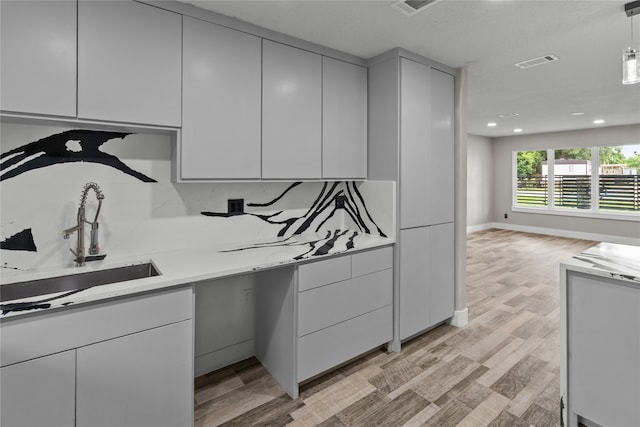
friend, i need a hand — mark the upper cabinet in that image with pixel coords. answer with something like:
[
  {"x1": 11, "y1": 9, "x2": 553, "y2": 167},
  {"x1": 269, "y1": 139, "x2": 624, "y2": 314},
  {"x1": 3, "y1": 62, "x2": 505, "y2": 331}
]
[
  {"x1": 2, "y1": 0, "x2": 367, "y2": 180},
  {"x1": 400, "y1": 59, "x2": 432, "y2": 229},
  {"x1": 430, "y1": 69, "x2": 455, "y2": 225},
  {"x1": 262, "y1": 41, "x2": 322, "y2": 179},
  {"x1": 0, "y1": 0, "x2": 77, "y2": 117},
  {"x1": 261, "y1": 41, "x2": 367, "y2": 181},
  {"x1": 181, "y1": 17, "x2": 262, "y2": 180},
  {"x1": 397, "y1": 58, "x2": 455, "y2": 228},
  {"x1": 322, "y1": 58, "x2": 367, "y2": 180},
  {"x1": 77, "y1": 1, "x2": 182, "y2": 127}
]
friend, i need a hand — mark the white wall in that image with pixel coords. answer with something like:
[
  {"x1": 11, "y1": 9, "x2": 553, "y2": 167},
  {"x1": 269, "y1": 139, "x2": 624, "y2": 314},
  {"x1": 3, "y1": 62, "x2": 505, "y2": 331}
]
[
  {"x1": 466, "y1": 134, "x2": 493, "y2": 229},
  {"x1": 492, "y1": 125, "x2": 640, "y2": 241}
]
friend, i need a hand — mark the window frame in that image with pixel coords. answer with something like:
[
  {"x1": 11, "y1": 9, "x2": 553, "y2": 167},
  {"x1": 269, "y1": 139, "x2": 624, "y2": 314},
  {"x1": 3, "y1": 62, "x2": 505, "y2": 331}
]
[{"x1": 512, "y1": 147, "x2": 640, "y2": 222}]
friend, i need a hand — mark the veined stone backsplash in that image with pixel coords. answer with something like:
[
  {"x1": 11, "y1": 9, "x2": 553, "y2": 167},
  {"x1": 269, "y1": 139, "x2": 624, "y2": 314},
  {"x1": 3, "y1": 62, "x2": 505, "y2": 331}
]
[{"x1": 0, "y1": 122, "x2": 394, "y2": 271}]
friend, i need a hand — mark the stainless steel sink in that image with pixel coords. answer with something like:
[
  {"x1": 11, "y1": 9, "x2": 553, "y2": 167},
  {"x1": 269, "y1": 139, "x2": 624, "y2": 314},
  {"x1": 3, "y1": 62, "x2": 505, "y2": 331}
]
[{"x1": 0, "y1": 263, "x2": 160, "y2": 303}]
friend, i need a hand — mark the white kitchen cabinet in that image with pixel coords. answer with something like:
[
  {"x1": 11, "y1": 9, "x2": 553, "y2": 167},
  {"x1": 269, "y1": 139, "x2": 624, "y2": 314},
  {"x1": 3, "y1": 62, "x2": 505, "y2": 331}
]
[
  {"x1": 77, "y1": 320, "x2": 193, "y2": 427},
  {"x1": 0, "y1": 350, "x2": 76, "y2": 427},
  {"x1": 78, "y1": 0, "x2": 181, "y2": 127},
  {"x1": 297, "y1": 269, "x2": 392, "y2": 337},
  {"x1": 322, "y1": 57, "x2": 368, "y2": 179},
  {"x1": 400, "y1": 58, "x2": 432, "y2": 229},
  {"x1": 0, "y1": 0, "x2": 76, "y2": 117},
  {"x1": 399, "y1": 59, "x2": 455, "y2": 228},
  {"x1": 430, "y1": 69, "x2": 455, "y2": 224},
  {"x1": 369, "y1": 51, "x2": 456, "y2": 346},
  {"x1": 564, "y1": 271, "x2": 640, "y2": 427},
  {"x1": 255, "y1": 246, "x2": 393, "y2": 398},
  {"x1": 399, "y1": 226, "x2": 430, "y2": 339},
  {"x1": 181, "y1": 17, "x2": 262, "y2": 179},
  {"x1": 262, "y1": 40, "x2": 322, "y2": 179},
  {"x1": 399, "y1": 223, "x2": 454, "y2": 340},
  {"x1": 0, "y1": 286, "x2": 194, "y2": 426},
  {"x1": 296, "y1": 248, "x2": 393, "y2": 381},
  {"x1": 429, "y1": 222, "x2": 455, "y2": 324}
]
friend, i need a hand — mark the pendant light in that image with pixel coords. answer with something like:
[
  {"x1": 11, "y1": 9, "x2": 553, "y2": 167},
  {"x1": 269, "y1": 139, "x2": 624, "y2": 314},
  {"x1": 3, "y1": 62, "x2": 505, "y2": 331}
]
[{"x1": 623, "y1": 1, "x2": 640, "y2": 85}]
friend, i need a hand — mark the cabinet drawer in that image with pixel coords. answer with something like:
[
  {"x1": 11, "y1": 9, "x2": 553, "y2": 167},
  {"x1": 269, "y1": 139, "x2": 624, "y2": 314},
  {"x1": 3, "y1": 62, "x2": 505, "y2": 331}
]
[
  {"x1": 298, "y1": 269, "x2": 392, "y2": 337},
  {"x1": 351, "y1": 246, "x2": 393, "y2": 277},
  {"x1": 297, "y1": 305, "x2": 392, "y2": 382},
  {"x1": 1, "y1": 286, "x2": 192, "y2": 367},
  {"x1": 298, "y1": 255, "x2": 351, "y2": 292}
]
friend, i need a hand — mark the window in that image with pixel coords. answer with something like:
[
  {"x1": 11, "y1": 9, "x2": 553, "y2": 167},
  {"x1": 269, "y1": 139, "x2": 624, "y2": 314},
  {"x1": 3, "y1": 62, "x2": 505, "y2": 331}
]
[
  {"x1": 553, "y1": 148, "x2": 591, "y2": 210},
  {"x1": 514, "y1": 144, "x2": 640, "y2": 217},
  {"x1": 516, "y1": 150, "x2": 548, "y2": 207}
]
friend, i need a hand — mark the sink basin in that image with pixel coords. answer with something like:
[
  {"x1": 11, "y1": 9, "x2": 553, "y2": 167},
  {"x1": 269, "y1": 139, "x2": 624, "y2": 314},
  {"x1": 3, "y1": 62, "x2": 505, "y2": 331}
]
[{"x1": 0, "y1": 263, "x2": 160, "y2": 303}]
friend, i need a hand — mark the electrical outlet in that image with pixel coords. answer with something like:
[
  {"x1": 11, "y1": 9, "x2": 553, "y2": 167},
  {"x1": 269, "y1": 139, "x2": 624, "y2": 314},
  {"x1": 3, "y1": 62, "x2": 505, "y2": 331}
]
[
  {"x1": 335, "y1": 195, "x2": 347, "y2": 209},
  {"x1": 243, "y1": 288, "x2": 253, "y2": 303},
  {"x1": 504, "y1": 213, "x2": 508, "y2": 219},
  {"x1": 228, "y1": 199, "x2": 244, "y2": 215}
]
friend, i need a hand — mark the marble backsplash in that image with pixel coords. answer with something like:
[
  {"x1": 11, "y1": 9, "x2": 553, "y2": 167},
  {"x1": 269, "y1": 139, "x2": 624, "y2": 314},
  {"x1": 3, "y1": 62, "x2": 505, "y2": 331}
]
[{"x1": 0, "y1": 122, "x2": 395, "y2": 271}]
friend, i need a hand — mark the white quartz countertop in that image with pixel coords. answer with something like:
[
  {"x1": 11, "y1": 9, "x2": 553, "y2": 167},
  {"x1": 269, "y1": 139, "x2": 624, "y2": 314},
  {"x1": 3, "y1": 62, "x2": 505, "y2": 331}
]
[
  {"x1": 0, "y1": 230, "x2": 394, "y2": 319},
  {"x1": 561, "y1": 242, "x2": 640, "y2": 285}
]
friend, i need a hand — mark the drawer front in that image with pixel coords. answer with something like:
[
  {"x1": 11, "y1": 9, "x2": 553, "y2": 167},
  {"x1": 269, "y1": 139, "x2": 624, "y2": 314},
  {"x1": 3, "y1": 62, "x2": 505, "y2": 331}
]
[
  {"x1": 298, "y1": 269, "x2": 392, "y2": 337},
  {"x1": 297, "y1": 305, "x2": 392, "y2": 382},
  {"x1": 1, "y1": 286, "x2": 193, "y2": 367},
  {"x1": 298, "y1": 255, "x2": 351, "y2": 292},
  {"x1": 351, "y1": 246, "x2": 393, "y2": 278}
]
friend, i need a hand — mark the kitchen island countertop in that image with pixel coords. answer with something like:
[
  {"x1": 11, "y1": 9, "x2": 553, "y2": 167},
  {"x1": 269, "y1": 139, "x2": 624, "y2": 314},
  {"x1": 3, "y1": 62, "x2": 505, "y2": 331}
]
[{"x1": 561, "y1": 241, "x2": 640, "y2": 285}]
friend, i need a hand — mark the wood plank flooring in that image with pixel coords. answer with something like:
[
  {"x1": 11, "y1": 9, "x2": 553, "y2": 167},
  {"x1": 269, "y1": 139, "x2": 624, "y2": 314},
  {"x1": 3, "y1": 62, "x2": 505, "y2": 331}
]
[{"x1": 194, "y1": 229, "x2": 596, "y2": 427}]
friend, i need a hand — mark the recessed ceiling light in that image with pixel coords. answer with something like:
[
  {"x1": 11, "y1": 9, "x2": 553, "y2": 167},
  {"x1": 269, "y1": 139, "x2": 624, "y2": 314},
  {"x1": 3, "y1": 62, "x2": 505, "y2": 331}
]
[
  {"x1": 487, "y1": 122, "x2": 497, "y2": 127},
  {"x1": 570, "y1": 112, "x2": 585, "y2": 116},
  {"x1": 514, "y1": 128, "x2": 523, "y2": 133},
  {"x1": 593, "y1": 119, "x2": 605, "y2": 124}
]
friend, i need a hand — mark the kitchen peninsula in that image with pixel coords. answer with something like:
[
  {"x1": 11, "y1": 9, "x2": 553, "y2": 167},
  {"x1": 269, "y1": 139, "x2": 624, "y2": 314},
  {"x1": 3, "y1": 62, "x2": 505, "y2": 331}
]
[{"x1": 560, "y1": 242, "x2": 640, "y2": 427}]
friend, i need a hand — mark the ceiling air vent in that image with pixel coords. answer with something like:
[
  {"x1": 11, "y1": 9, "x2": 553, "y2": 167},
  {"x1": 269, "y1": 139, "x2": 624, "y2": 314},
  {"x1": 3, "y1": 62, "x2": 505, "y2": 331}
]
[
  {"x1": 514, "y1": 55, "x2": 559, "y2": 69},
  {"x1": 391, "y1": 0, "x2": 442, "y2": 17}
]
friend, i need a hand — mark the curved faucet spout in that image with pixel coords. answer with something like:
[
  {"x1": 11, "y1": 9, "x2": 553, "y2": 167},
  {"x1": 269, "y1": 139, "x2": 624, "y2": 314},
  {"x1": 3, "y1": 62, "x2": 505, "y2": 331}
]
[{"x1": 63, "y1": 182, "x2": 106, "y2": 266}]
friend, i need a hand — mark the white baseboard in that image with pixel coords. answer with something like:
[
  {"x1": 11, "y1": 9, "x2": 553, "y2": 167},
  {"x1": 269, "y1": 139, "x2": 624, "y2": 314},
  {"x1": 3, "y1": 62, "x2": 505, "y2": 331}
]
[
  {"x1": 489, "y1": 222, "x2": 639, "y2": 246},
  {"x1": 466, "y1": 223, "x2": 494, "y2": 234},
  {"x1": 449, "y1": 307, "x2": 468, "y2": 327},
  {"x1": 194, "y1": 340, "x2": 254, "y2": 378}
]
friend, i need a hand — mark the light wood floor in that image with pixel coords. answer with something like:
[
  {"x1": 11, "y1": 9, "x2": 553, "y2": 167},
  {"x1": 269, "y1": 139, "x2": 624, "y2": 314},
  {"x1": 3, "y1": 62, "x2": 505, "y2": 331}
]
[{"x1": 194, "y1": 229, "x2": 596, "y2": 427}]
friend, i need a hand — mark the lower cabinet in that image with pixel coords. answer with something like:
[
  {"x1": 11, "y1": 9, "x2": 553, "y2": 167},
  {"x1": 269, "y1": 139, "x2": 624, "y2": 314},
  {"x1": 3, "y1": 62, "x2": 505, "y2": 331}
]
[
  {"x1": 0, "y1": 286, "x2": 194, "y2": 426},
  {"x1": 298, "y1": 305, "x2": 392, "y2": 382},
  {"x1": 76, "y1": 320, "x2": 193, "y2": 427},
  {"x1": 1, "y1": 350, "x2": 76, "y2": 427},
  {"x1": 255, "y1": 246, "x2": 393, "y2": 398},
  {"x1": 564, "y1": 271, "x2": 640, "y2": 427},
  {"x1": 399, "y1": 222, "x2": 454, "y2": 340}
]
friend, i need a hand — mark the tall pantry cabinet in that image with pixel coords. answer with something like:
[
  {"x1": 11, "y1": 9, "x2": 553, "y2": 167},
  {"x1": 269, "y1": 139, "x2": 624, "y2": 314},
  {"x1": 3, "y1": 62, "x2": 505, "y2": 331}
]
[{"x1": 368, "y1": 52, "x2": 455, "y2": 344}]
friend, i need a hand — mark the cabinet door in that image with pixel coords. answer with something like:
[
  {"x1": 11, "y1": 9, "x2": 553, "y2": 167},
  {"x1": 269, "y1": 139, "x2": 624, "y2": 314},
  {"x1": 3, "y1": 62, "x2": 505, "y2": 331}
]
[
  {"x1": 182, "y1": 17, "x2": 261, "y2": 179},
  {"x1": 0, "y1": 0, "x2": 76, "y2": 116},
  {"x1": 400, "y1": 224, "x2": 454, "y2": 340},
  {"x1": 400, "y1": 58, "x2": 431, "y2": 229},
  {"x1": 0, "y1": 350, "x2": 76, "y2": 427},
  {"x1": 78, "y1": 1, "x2": 181, "y2": 126},
  {"x1": 77, "y1": 320, "x2": 193, "y2": 427},
  {"x1": 262, "y1": 40, "x2": 322, "y2": 179},
  {"x1": 430, "y1": 69, "x2": 455, "y2": 224},
  {"x1": 569, "y1": 273, "x2": 640, "y2": 427},
  {"x1": 322, "y1": 57, "x2": 367, "y2": 179},
  {"x1": 399, "y1": 226, "x2": 430, "y2": 340},
  {"x1": 429, "y1": 222, "x2": 454, "y2": 325}
]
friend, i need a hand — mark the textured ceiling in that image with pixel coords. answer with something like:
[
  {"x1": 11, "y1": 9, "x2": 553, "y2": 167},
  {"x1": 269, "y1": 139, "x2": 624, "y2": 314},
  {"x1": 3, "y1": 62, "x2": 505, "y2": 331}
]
[{"x1": 180, "y1": 0, "x2": 640, "y2": 138}]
